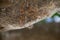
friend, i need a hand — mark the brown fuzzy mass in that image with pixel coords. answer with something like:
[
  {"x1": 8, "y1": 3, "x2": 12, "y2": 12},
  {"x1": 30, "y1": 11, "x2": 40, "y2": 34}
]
[{"x1": 0, "y1": 0, "x2": 60, "y2": 29}]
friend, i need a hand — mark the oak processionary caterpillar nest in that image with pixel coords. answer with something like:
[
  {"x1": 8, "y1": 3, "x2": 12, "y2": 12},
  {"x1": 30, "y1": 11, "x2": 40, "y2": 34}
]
[{"x1": 0, "y1": 0, "x2": 60, "y2": 31}]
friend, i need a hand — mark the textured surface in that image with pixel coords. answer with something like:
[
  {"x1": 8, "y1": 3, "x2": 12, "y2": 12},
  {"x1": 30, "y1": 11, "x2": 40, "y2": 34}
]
[
  {"x1": 0, "y1": 0, "x2": 60, "y2": 31},
  {"x1": 0, "y1": 0, "x2": 19, "y2": 8}
]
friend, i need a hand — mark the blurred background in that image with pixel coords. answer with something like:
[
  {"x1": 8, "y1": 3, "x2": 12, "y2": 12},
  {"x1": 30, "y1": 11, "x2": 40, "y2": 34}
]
[{"x1": 0, "y1": 12, "x2": 60, "y2": 40}]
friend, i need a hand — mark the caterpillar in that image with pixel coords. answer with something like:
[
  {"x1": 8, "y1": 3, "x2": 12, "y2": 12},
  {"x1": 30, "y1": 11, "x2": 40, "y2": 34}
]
[{"x1": 0, "y1": 0, "x2": 60, "y2": 31}]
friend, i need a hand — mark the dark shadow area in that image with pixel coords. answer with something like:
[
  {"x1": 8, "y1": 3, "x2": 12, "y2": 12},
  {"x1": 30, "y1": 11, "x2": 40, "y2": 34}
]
[{"x1": 0, "y1": 22, "x2": 60, "y2": 40}]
